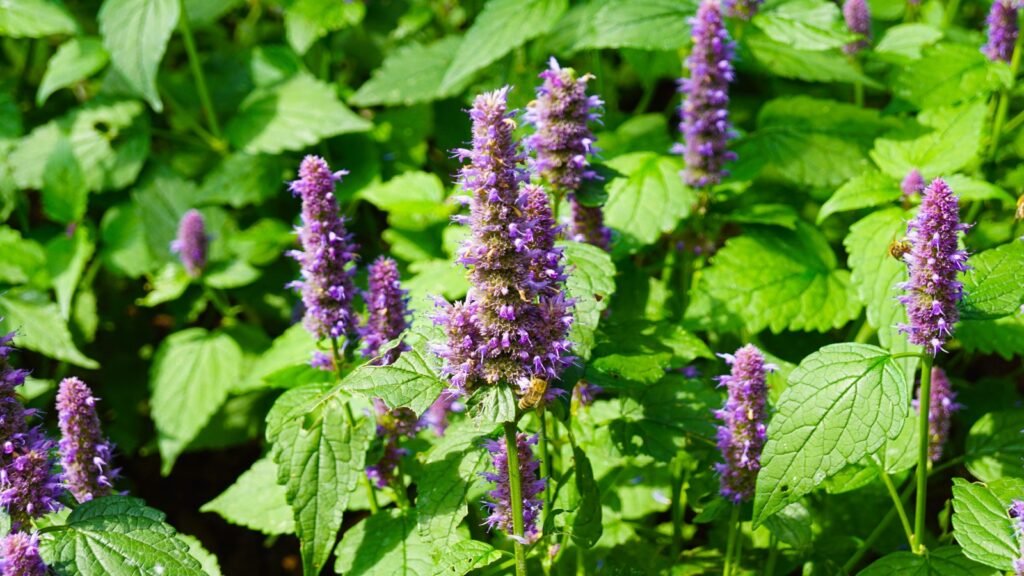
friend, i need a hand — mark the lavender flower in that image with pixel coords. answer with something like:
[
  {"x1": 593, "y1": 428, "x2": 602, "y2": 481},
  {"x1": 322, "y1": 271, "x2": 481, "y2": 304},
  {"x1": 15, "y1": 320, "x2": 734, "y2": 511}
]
[
  {"x1": 365, "y1": 399, "x2": 418, "y2": 489},
  {"x1": 288, "y1": 156, "x2": 359, "y2": 342},
  {"x1": 360, "y1": 257, "x2": 410, "y2": 365},
  {"x1": 0, "y1": 532, "x2": 47, "y2": 576},
  {"x1": 171, "y1": 209, "x2": 209, "y2": 276},
  {"x1": 842, "y1": 0, "x2": 871, "y2": 54},
  {"x1": 912, "y1": 367, "x2": 961, "y2": 462},
  {"x1": 714, "y1": 344, "x2": 773, "y2": 503},
  {"x1": 724, "y1": 0, "x2": 763, "y2": 19},
  {"x1": 898, "y1": 178, "x2": 969, "y2": 355},
  {"x1": 0, "y1": 429, "x2": 63, "y2": 528},
  {"x1": 1010, "y1": 500, "x2": 1024, "y2": 576},
  {"x1": 675, "y1": 0, "x2": 737, "y2": 188},
  {"x1": 984, "y1": 0, "x2": 1019, "y2": 63},
  {"x1": 481, "y1": 433, "x2": 545, "y2": 543},
  {"x1": 901, "y1": 169, "x2": 925, "y2": 196},
  {"x1": 568, "y1": 197, "x2": 612, "y2": 250},
  {"x1": 0, "y1": 332, "x2": 31, "y2": 455},
  {"x1": 434, "y1": 89, "x2": 574, "y2": 401},
  {"x1": 56, "y1": 377, "x2": 116, "y2": 503},
  {"x1": 572, "y1": 381, "x2": 603, "y2": 407},
  {"x1": 419, "y1": 391, "x2": 463, "y2": 437}
]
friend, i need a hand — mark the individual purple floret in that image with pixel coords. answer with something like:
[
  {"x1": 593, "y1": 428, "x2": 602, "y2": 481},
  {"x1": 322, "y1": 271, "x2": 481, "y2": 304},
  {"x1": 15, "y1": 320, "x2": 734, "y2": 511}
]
[
  {"x1": 360, "y1": 257, "x2": 410, "y2": 365},
  {"x1": 419, "y1": 391, "x2": 464, "y2": 437},
  {"x1": 912, "y1": 367, "x2": 961, "y2": 462},
  {"x1": 714, "y1": 344, "x2": 774, "y2": 503},
  {"x1": 1009, "y1": 500, "x2": 1024, "y2": 575},
  {"x1": 842, "y1": 0, "x2": 871, "y2": 54},
  {"x1": 0, "y1": 532, "x2": 47, "y2": 576},
  {"x1": 0, "y1": 429, "x2": 63, "y2": 528},
  {"x1": 56, "y1": 377, "x2": 116, "y2": 503},
  {"x1": 572, "y1": 381, "x2": 603, "y2": 407},
  {"x1": 901, "y1": 169, "x2": 925, "y2": 196},
  {"x1": 288, "y1": 156, "x2": 360, "y2": 342},
  {"x1": 984, "y1": 0, "x2": 1019, "y2": 63},
  {"x1": 171, "y1": 209, "x2": 209, "y2": 276},
  {"x1": 481, "y1": 433, "x2": 546, "y2": 543},
  {"x1": 365, "y1": 399, "x2": 418, "y2": 489},
  {"x1": 724, "y1": 0, "x2": 763, "y2": 19},
  {"x1": 674, "y1": 0, "x2": 737, "y2": 188},
  {"x1": 897, "y1": 178, "x2": 969, "y2": 355}
]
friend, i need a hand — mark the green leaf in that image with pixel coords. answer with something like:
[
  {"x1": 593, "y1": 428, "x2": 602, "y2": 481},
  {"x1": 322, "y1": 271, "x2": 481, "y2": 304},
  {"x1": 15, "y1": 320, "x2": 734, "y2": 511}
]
[
  {"x1": 267, "y1": 384, "x2": 372, "y2": 576},
  {"x1": 440, "y1": 0, "x2": 568, "y2": 92},
  {"x1": 860, "y1": 546, "x2": 999, "y2": 575},
  {"x1": 951, "y1": 477, "x2": 1024, "y2": 571},
  {"x1": 99, "y1": 0, "x2": 180, "y2": 112},
  {"x1": 958, "y1": 315, "x2": 1024, "y2": 360},
  {"x1": 562, "y1": 241, "x2": 616, "y2": 360},
  {"x1": 763, "y1": 503, "x2": 813, "y2": 552},
  {"x1": 150, "y1": 328, "x2": 243, "y2": 473},
  {"x1": 237, "y1": 324, "x2": 317, "y2": 393},
  {"x1": 965, "y1": 411, "x2": 1024, "y2": 482},
  {"x1": 182, "y1": 0, "x2": 244, "y2": 25},
  {"x1": 46, "y1": 226, "x2": 95, "y2": 319},
  {"x1": 37, "y1": 37, "x2": 109, "y2": 105},
  {"x1": 201, "y1": 456, "x2": 294, "y2": 535},
  {"x1": 100, "y1": 202, "x2": 155, "y2": 278},
  {"x1": 131, "y1": 169, "x2": 201, "y2": 266},
  {"x1": 745, "y1": 29, "x2": 879, "y2": 87},
  {"x1": 572, "y1": 0, "x2": 695, "y2": 51},
  {"x1": 137, "y1": 264, "x2": 190, "y2": 307},
  {"x1": 589, "y1": 322, "x2": 712, "y2": 385},
  {"x1": 38, "y1": 496, "x2": 204, "y2": 576},
  {"x1": 873, "y1": 23, "x2": 943, "y2": 63},
  {"x1": 753, "y1": 344, "x2": 908, "y2": 525},
  {"x1": 688, "y1": 222, "x2": 862, "y2": 333},
  {"x1": 960, "y1": 241, "x2": 1024, "y2": 321},
  {"x1": 432, "y1": 540, "x2": 504, "y2": 575},
  {"x1": 603, "y1": 152, "x2": 696, "y2": 251},
  {"x1": 871, "y1": 101, "x2": 987, "y2": 179},
  {"x1": 468, "y1": 384, "x2": 517, "y2": 425},
  {"x1": 0, "y1": 0, "x2": 78, "y2": 38},
  {"x1": 226, "y1": 73, "x2": 371, "y2": 154},
  {"x1": 752, "y1": 0, "x2": 856, "y2": 51},
  {"x1": 817, "y1": 170, "x2": 901, "y2": 223},
  {"x1": 0, "y1": 289, "x2": 99, "y2": 368},
  {"x1": 570, "y1": 445, "x2": 603, "y2": 548},
  {"x1": 351, "y1": 37, "x2": 466, "y2": 107},
  {"x1": 415, "y1": 422, "x2": 489, "y2": 549},
  {"x1": 0, "y1": 227, "x2": 46, "y2": 285},
  {"x1": 41, "y1": 137, "x2": 87, "y2": 223},
  {"x1": 199, "y1": 153, "x2": 288, "y2": 208},
  {"x1": 944, "y1": 174, "x2": 1015, "y2": 205},
  {"x1": 342, "y1": 342, "x2": 445, "y2": 417},
  {"x1": 893, "y1": 44, "x2": 1012, "y2": 109},
  {"x1": 283, "y1": 0, "x2": 364, "y2": 54},
  {"x1": 726, "y1": 203, "x2": 801, "y2": 230},
  {"x1": 358, "y1": 171, "x2": 450, "y2": 231},
  {"x1": 204, "y1": 259, "x2": 260, "y2": 289}
]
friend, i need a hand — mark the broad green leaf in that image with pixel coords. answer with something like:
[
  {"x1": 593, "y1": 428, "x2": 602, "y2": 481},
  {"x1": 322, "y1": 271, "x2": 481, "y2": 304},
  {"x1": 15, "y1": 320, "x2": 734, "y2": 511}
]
[
  {"x1": 871, "y1": 101, "x2": 987, "y2": 179},
  {"x1": 818, "y1": 171, "x2": 901, "y2": 223},
  {"x1": 283, "y1": 0, "x2": 364, "y2": 54},
  {"x1": 873, "y1": 23, "x2": 943, "y2": 63},
  {"x1": 415, "y1": 422, "x2": 489, "y2": 549},
  {"x1": 440, "y1": 0, "x2": 568, "y2": 92},
  {"x1": 572, "y1": 0, "x2": 695, "y2": 51},
  {"x1": 199, "y1": 153, "x2": 288, "y2": 208},
  {"x1": 38, "y1": 496, "x2": 204, "y2": 576},
  {"x1": 0, "y1": 227, "x2": 46, "y2": 285},
  {"x1": 688, "y1": 222, "x2": 862, "y2": 333},
  {"x1": 267, "y1": 384, "x2": 372, "y2": 575},
  {"x1": 228, "y1": 218, "x2": 293, "y2": 266},
  {"x1": 958, "y1": 315, "x2": 1024, "y2": 360},
  {"x1": 342, "y1": 342, "x2": 445, "y2": 417},
  {"x1": 753, "y1": 344, "x2": 908, "y2": 525},
  {"x1": 203, "y1": 260, "x2": 260, "y2": 289},
  {"x1": 99, "y1": 0, "x2": 180, "y2": 112},
  {"x1": 358, "y1": 171, "x2": 450, "y2": 231},
  {"x1": 562, "y1": 241, "x2": 616, "y2": 360},
  {"x1": 40, "y1": 136, "x2": 87, "y2": 223},
  {"x1": 726, "y1": 203, "x2": 801, "y2": 230},
  {"x1": 351, "y1": 37, "x2": 466, "y2": 107},
  {"x1": 763, "y1": 503, "x2": 813, "y2": 552},
  {"x1": 467, "y1": 383, "x2": 517, "y2": 425},
  {"x1": 37, "y1": 37, "x2": 109, "y2": 105},
  {"x1": 951, "y1": 478, "x2": 1024, "y2": 571},
  {"x1": 137, "y1": 264, "x2": 190, "y2": 307},
  {"x1": 944, "y1": 174, "x2": 1015, "y2": 205},
  {"x1": 894, "y1": 44, "x2": 1012, "y2": 109},
  {"x1": 745, "y1": 29, "x2": 879, "y2": 87},
  {"x1": 860, "y1": 546, "x2": 999, "y2": 575},
  {"x1": 965, "y1": 411, "x2": 1024, "y2": 482},
  {"x1": 0, "y1": 0, "x2": 78, "y2": 38},
  {"x1": 432, "y1": 540, "x2": 504, "y2": 575},
  {"x1": 960, "y1": 241, "x2": 1024, "y2": 321},
  {"x1": 590, "y1": 322, "x2": 712, "y2": 385},
  {"x1": 46, "y1": 226, "x2": 95, "y2": 319},
  {"x1": 238, "y1": 324, "x2": 317, "y2": 393},
  {"x1": 182, "y1": 0, "x2": 244, "y2": 25},
  {"x1": 570, "y1": 445, "x2": 603, "y2": 548},
  {"x1": 178, "y1": 535, "x2": 223, "y2": 576},
  {"x1": 603, "y1": 152, "x2": 695, "y2": 251},
  {"x1": 201, "y1": 456, "x2": 294, "y2": 535},
  {"x1": 226, "y1": 73, "x2": 371, "y2": 154},
  {"x1": 752, "y1": 0, "x2": 856, "y2": 50},
  {"x1": 0, "y1": 289, "x2": 98, "y2": 368},
  {"x1": 150, "y1": 328, "x2": 243, "y2": 473}
]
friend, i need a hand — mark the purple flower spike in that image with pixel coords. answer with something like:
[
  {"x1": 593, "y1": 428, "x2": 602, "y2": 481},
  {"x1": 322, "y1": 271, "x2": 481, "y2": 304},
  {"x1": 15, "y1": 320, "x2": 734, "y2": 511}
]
[
  {"x1": 360, "y1": 257, "x2": 411, "y2": 365},
  {"x1": 171, "y1": 209, "x2": 209, "y2": 276},
  {"x1": 714, "y1": 344, "x2": 773, "y2": 503},
  {"x1": 724, "y1": 0, "x2": 763, "y2": 19},
  {"x1": 481, "y1": 433, "x2": 545, "y2": 543},
  {"x1": 1009, "y1": 500, "x2": 1024, "y2": 575},
  {"x1": 984, "y1": 0, "x2": 1019, "y2": 63},
  {"x1": 568, "y1": 197, "x2": 612, "y2": 250},
  {"x1": 56, "y1": 377, "x2": 117, "y2": 503},
  {"x1": 842, "y1": 0, "x2": 871, "y2": 54},
  {"x1": 912, "y1": 367, "x2": 961, "y2": 462},
  {"x1": 675, "y1": 0, "x2": 737, "y2": 188},
  {"x1": 897, "y1": 178, "x2": 969, "y2": 355},
  {"x1": 365, "y1": 399, "x2": 418, "y2": 489},
  {"x1": 0, "y1": 332, "x2": 31, "y2": 456},
  {"x1": 0, "y1": 532, "x2": 47, "y2": 576},
  {"x1": 0, "y1": 430, "x2": 63, "y2": 528},
  {"x1": 288, "y1": 156, "x2": 360, "y2": 342},
  {"x1": 901, "y1": 169, "x2": 925, "y2": 196},
  {"x1": 419, "y1": 391, "x2": 464, "y2": 437}
]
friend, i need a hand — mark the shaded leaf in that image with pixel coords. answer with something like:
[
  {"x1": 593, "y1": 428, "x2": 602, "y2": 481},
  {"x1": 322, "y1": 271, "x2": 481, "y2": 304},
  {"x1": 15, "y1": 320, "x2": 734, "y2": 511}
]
[{"x1": 99, "y1": 0, "x2": 180, "y2": 111}]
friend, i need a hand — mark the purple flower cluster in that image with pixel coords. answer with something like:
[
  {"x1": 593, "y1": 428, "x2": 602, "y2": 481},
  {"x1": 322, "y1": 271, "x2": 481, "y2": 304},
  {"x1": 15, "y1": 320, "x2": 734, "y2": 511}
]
[
  {"x1": 984, "y1": 0, "x2": 1019, "y2": 63},
  {"x1": 1010, "y1": 500, "x2": 1024, "y2": 575},
  {"x1": 171, "y1": 209, "x2": 209, "y2": 276},
  {"x1": 842, "y1": 0, "x2": 871, "y2": 54},
  {"x1": 913, "y1": 367, "x2": 961, "y2": 462},
  {"x1": 288, "y1": 156, "x2": 359, "y2": 342},
  {"x1": 714, "y1": 344, "x2": 773, "y2": 503},
  {"x1": 898, "y1": 178, "x2": 969, "y2": 355},
  {"x1": 481, "y1": 433, "x2": 545, "y2": 543},
  {"x1": 572, "y1": 381, "x2": 603, "y2": 407},
  {"x1": 724, "y1": 0, "x2": 763, "y2": 19},
  {"x1": 360, "y1": 257, "x2": 410, "y2": 365},
  {"x1": 420, "y1": 391, "x2": 463, "y2": 437},
  {"x1": 675, "y1": 0, "x2": 737, "y2": 188},
  {"x1": 365, "y1": 400, "x2": 418, "y2": 489},
  {"x1": 56, "y1": 377, "x2": 117, "y2": 503},
  {"x1": 901, "y1": 169, "x2": 925, "y2": 196},
  {"x1": 433, "y1": 88, "x2": 574, "y2": 400},
  {"x1": 0, "y1": 532, "x2": 47, "y2": 576}
]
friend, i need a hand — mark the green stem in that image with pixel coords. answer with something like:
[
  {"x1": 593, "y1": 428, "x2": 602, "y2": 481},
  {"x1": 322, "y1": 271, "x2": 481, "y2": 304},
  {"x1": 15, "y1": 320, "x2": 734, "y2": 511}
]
[
  {"x1": 203, "y1": 285, "x2": 235, "y2": 319},
  {"x1": 1002, "y1": 107, "x2": 1024, "y2": 136},
  {"x1": 504, "y1": 421, "x2": 529, "y2": 576},
  {"x1": 178, "y1": 0, "x2": 222, "y2": 139},
  {"x1": 764, "y1": 534, "x2": 778, "y2": 576},
  {"x1": 879, "y1": 467, "x2": 915, "y2": 549},
  {"x1": 913, "y1": 355, "x2": 935, "y2": 553},
  {"x1": 723, "y1": 505, "x2": 741, "y2": 576},
  {"x1": 988, "y1": 22, "x2": 1023, "y2": 160},
  {"x1": 942, "y1": 0, "x2": 961, "y2": 28},
  {"x1": 669, "y1": 455, "x2": 685, "y2": 558},
  {"x1": 852, "y1": 319, "x2": 876, "y2": 344},
  {"x1": 538, "y1": 408, "x2": 552, "y2": 528},
  {"x1": 854, "y1": 81, "x2": 864, "y2": 107},
  {"x1": 331, "y1": 338, "x2": 381, "y2": 515},
  {"x1": 891, "y1": 352, "x2": 928, "y2": 361}
]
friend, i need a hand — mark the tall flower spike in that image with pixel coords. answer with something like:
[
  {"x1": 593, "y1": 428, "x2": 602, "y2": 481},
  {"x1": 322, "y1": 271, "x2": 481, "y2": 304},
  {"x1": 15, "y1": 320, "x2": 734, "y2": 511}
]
[
  {"x1": 56, "y1": 377, "x2": 117, "y2": 503},
  {"x1": 675, "y1": 0, "x2": 737, "y2": 188},
  {"x1": 901, "y1": 169, "x2": 925, "y2": 196},
  {"x1": 360, "y1": 257, "x2": 410, "y2": 365},
  {"x1": 0, "y1": 532, "x2": 47, "y2": 576},
  {"x1": 0, "y1": 331, "x2": 31, "y2": 455},
  {"x1": 171, "y1": 209, "x2": 209, "y2": 276},
  {"x1": 898, "y1": 178, "x2": 969, "y2": 355},
  {"x1": 842, "y1": 0, "x2": 871, "y2": 54},
  {"x1": 0, "y1": 429, "x2": 63, "y2": 529},
  {"x1": 913, "y1": 367, "x2": 961, "y2": 462},
  {"x1": 984, "y1": 0, "x2": 1019, "y2": 63},
  {"x1": 1009, "y1": 500, "x2": 1024, "y2": 576},
  {"x1": 288, "y1": 156, "x2": 360, "y2": 342},
  {"x1": 481, "y1": 433, "x2": 545, "y2": 543},
  {"x1": 714, "y1": 344, "x2": 773, "y2": 503}
]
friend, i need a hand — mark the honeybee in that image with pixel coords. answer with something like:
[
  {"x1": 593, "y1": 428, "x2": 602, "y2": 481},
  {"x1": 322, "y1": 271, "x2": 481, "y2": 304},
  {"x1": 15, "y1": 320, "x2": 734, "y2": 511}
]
[
  {"x1": 888, "y1": 238, "x2": 912, "y2": 260},
  {"x1": 1016, "y1": 193, "x2": 1024, "y2": 220},
  {"x1": 518, "y1": 376, "x2": 548, "y2": 410}
]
